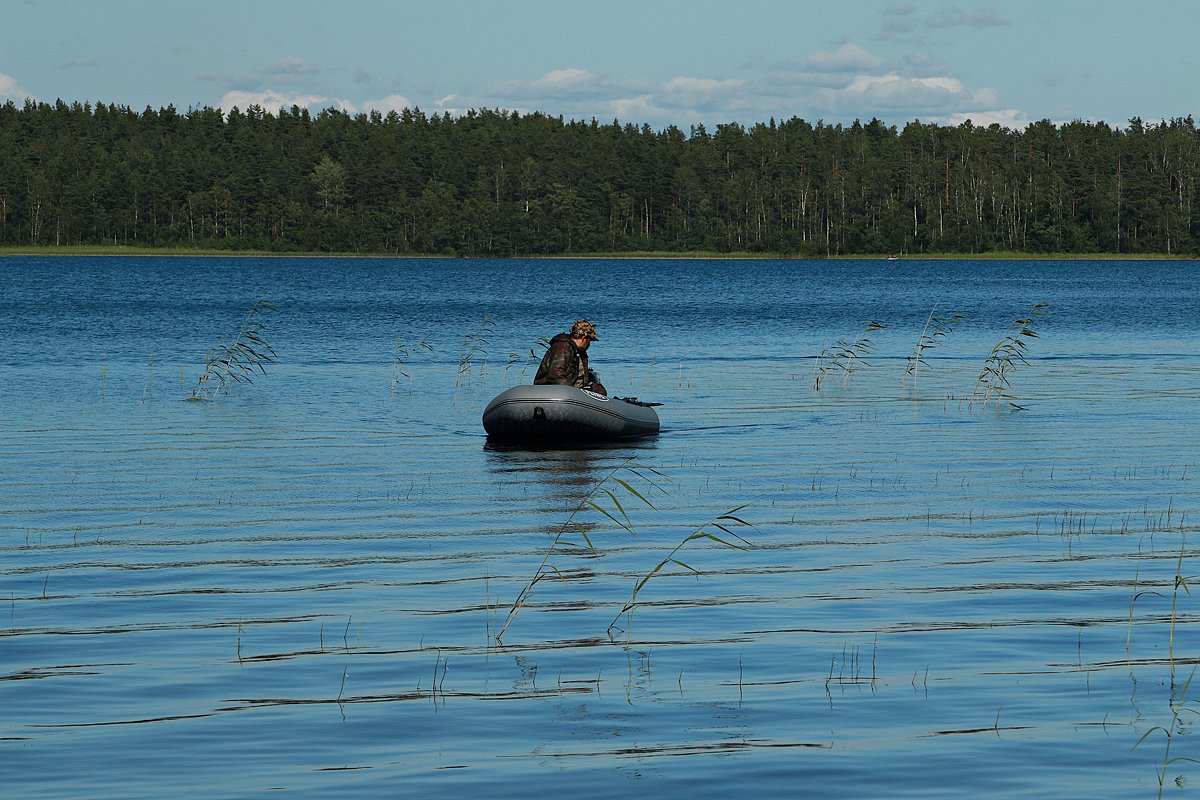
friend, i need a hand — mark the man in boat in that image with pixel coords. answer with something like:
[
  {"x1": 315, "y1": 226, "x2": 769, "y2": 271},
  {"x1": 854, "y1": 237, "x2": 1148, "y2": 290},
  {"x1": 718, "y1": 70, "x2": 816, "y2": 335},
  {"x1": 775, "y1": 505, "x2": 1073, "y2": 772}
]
[{"x1": 533, "y1": 319, "x2": 606, "y2": 395}]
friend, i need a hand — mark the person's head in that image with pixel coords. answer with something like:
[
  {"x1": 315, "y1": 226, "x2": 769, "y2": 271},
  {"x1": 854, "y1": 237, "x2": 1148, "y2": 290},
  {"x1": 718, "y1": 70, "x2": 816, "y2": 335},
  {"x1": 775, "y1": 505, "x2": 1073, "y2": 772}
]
[{"x1": 570, "y1": 319, "x2": 598, "y2": 349}]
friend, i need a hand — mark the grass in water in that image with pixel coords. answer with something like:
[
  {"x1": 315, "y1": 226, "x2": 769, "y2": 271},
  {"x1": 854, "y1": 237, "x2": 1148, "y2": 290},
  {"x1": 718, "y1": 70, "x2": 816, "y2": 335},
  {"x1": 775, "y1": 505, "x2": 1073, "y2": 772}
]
[
  {"x1": 1168, "y1": 538, "x2": 1192, "y2": 674},
  {"x1": 1128, "y1": 534, "x2": 1200, "y2": 795},
  {"x1": 969, "y1": 301, "x2": 1050, "y2": 411},
  {"x1": 495, "y1": 460, "x2": 666, "y2": 642},
  {"x1": 1135, "y1": 671, "x2": 1200, "y2": 800},
  {"x1": 607, "y1": 505, "x2": 755, "y2": 638},
  {"x1": 498, "y1": 461, "x2": 758, "y2": 642},
  {"x1": 814, "y1": 321, "x2": 885, "y2": 390},
  {"x1": 508, "y1": 337, "x2": 550, "y2": 382},
  {"x1": 391, "y1": 335, "x2": 434, "y2": 393},
  {"x1": 1126, "y1": 564, "x2": 1156, "y2": 665},
  {"x1": 456, "y1": 316, "x2": 495, "y2": 386},
  {"x1": 188, "y1": 299, "x2": 277, "y2": 401},
  {"x1": 901, "y1": 307, "x2": 967, "y2": 387}
]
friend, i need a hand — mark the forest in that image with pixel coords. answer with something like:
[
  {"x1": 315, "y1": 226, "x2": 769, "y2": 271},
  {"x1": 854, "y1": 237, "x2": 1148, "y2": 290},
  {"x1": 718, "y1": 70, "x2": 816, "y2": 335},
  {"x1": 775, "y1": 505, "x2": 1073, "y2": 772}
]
[{"x1": 1, "y1": 99, "x2": 1198, "y2": 256}]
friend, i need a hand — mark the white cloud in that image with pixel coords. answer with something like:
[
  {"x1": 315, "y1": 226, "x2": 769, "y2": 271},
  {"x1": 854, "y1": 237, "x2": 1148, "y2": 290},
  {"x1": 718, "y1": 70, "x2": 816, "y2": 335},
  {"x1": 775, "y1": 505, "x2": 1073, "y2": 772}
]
[
  {"x1": 362, "y1": 93, "x2": 414, "y2": 114},
  {"x1": 493, "y1": 68, "x2": 616, "y2": 102},
  {"x1": 825, "y1": 72, "x2": 1011, "y2": 121},
  {"x1": 219, "y1": 89, "x2": 353, "y2": 114},
  {"x1": 491, "y1": 71, "x2": 755, "y2": 126},
  {"x1": 202, "y1": 39, "x2": 1024, "y2": 132},
  {"x1": 766, "y1": 69, "x2": 860, "y2": 90},
  {"x1": 808, "y1": 71, "x2": 1026, "y2": 128},
  {"x1": 268, "y1": 56, "x2": 318, "y2": 76},
  {"x1": 664, "y1": 76, "x2": 745, "y2": 94},
  {"x1": 538, "y1": 68, "x2": 597, "y2": 88},
  {"x1": 353, "y1": 48, "x2": 1023, "y2": 130},
  {"x1": 970, "y1": 87, "x2": 1000, "y2": 107},
  {"x1": 201, "y1": 57, "x2": 324, "y2": 98},
  {"x1": 416, "y1": 55, "x2": 1025, "y2": 131},
  {"x1": 433, "y1": 94, "x2": 468, "y2": 115},
  {"x1": 942, "y1": 109, "x2": 1032, "y2": 129},
  {"x1": 0, "y1": 72, "x2": 34, "y2": 104},
  {"x1": 831, "y1": 73, "x2": 960, "y2": 112},
  {"x1": 610, "y1": 95, "x2": 659, "y2": 120},
  {"x1": 660, "y1": 77, "x2": 748, "y2": 116},
  {"x1": 806, "y1": 43, "x2": 884, "y2": 72}
]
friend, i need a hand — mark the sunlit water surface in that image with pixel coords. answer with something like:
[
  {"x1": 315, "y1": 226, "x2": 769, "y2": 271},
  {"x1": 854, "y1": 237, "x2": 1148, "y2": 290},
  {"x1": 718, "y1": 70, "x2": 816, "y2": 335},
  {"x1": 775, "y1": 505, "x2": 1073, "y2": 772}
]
[{"x1": 2, "y1": 256, "x2": 1199, "y2": 798}]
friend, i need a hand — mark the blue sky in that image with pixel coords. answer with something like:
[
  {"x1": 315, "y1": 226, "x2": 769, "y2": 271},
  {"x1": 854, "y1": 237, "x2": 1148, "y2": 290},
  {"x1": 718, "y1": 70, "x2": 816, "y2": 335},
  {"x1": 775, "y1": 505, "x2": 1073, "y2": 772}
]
[{"x1": 2, "y1": 0, "x2": 1197, "y2": 130}]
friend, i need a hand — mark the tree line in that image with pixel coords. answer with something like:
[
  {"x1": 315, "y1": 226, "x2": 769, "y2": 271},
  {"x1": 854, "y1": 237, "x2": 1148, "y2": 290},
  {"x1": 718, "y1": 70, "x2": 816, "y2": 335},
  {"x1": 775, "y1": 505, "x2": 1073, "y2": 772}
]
[{"x1": 2, "y1": 99, "x2": 1198, "y2": 256}]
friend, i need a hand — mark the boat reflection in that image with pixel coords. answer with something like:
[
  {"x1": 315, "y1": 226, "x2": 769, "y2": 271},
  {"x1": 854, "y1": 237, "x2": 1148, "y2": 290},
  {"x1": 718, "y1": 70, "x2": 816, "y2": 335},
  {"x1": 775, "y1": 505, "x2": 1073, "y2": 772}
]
[{"x1": 483, "y1": 438, "x2": 659, "y2": 489}]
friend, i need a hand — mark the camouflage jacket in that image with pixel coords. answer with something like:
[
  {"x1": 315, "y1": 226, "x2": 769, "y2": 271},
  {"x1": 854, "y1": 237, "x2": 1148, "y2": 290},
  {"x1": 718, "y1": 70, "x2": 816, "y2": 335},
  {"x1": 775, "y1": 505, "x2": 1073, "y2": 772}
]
[{"x1": 533, "y1": 333, "x2": 589, "y2": 388}]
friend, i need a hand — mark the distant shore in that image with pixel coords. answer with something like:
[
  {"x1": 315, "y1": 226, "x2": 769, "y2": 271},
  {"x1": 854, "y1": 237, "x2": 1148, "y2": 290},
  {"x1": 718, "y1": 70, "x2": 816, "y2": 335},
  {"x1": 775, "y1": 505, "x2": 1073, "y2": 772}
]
[{"x1": 1, "y1": 245, "x2": 1196, "y2": 261}]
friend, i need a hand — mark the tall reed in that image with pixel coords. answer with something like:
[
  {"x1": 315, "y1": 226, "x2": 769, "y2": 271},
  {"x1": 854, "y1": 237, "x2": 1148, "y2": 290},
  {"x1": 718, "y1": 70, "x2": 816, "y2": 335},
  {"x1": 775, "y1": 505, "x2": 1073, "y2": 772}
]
[
  {"x1": 901, "y1": 307, "x2": 966, "y2": 386},
  {"x1": 188, "y1": 299, "x2": 277, "y2": 401},
  {"x1": 514, "y1": 337, "x2": 550, "y2": 382},
  {"x1": 391, "y1": 335, "x2": 434, "y2": 393},
  {"x1": 814, "y1": 321, "x2": 884, "y2": 390},
  {"x1": 969, "y1": 301, "x2": 1050, "y2": 410},
  {"x1": 1135, "y1": 671, "x2": 1200, "y2": 799},
  {"x1": 1168, "y1": 538, "x2": 1191, "y2": 673},
  {"x1": 607, "y1": 505, "x2": 755, "y2": 637},
  {"x1": 495, "y1": 461, "x2": 665, "y2": 642},
  {"x1": 456, "y1": 316, "x2": 495, "y2": 386}
]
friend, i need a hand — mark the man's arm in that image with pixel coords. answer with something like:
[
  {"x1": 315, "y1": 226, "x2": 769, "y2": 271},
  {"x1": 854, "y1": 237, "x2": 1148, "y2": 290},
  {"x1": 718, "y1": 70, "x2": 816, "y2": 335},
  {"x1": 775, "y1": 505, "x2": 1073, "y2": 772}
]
[{"x1": 586, "y1": 369, "x2": 606, "y2": 396}]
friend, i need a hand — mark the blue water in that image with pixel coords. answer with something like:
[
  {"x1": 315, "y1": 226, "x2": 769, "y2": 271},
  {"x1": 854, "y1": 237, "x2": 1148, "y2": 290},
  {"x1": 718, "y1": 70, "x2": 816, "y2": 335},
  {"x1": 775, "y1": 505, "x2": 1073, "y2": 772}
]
[{"x1": 2, "y1": 256, "x2": 1199, "y2": 798}]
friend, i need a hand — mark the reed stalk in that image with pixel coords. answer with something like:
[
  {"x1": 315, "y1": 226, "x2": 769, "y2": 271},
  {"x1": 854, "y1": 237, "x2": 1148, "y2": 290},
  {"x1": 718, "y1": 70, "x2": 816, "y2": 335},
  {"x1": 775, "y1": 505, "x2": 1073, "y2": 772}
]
[
  {"x1": 814, "y1": 321, "x2": 884, "y2": 390},
  {"x1": 519, "y1": 337, "x2": 550, "y2": 381},
  {"x1": 1169, "y1": 538, "x2": 1191, "y2": 672},
  {"x1": 969, "y1": 301, "x2": 1050, "y2": 410},
  {"x1": 1126, "y1": 564, "x2": 1155, "y2": 664},
  {"x1": 495, "y1": 461, "x2": 665, "y2": 642},
  {"x1": 901, "y1": 306, "x2": 966, "y2": 386},
  {"x1": 188, "y1": 299, "x2": 277, "y2": 400},
  {"x1": 391, "y1": 335, "x2": 434, "y2": 392},
  {"x1": 607, "y1": 505, "x2": 755, "y2": 637},
  {"x1": 456, "y1": 316, "x2": 495, "y2": 386},
  {"x1": 1135, "y1": 670, "x2": 1200, "y2": 799}
]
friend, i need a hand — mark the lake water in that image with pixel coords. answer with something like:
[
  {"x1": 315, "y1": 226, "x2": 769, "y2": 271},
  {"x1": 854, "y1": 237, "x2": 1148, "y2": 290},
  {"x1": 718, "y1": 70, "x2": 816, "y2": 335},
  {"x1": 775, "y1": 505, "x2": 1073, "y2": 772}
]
[{"x1": 2, "y1": 256, "x2": 1198, "y2": 798}]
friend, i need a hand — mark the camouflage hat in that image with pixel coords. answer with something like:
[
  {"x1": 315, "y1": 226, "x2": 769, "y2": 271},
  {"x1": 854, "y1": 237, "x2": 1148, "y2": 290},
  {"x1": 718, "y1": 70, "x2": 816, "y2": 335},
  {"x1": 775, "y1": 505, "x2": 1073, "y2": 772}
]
[{"x1": 570, "y1": 319, "x2": 599, "y2": 340}]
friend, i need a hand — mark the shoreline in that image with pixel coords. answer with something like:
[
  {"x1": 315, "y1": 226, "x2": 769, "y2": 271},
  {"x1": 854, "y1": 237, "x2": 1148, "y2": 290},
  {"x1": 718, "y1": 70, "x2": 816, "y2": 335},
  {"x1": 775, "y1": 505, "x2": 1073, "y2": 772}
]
[{"x1": 1, "y1": 245, "x2": 1197, "y2": 261}]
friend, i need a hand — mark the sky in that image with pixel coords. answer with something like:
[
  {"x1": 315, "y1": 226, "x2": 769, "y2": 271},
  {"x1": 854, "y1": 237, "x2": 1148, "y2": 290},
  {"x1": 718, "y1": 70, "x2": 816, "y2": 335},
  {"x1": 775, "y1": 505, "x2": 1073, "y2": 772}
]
[{"x1": 2, "y1": 0, "x2": 1197, "y2": 131}]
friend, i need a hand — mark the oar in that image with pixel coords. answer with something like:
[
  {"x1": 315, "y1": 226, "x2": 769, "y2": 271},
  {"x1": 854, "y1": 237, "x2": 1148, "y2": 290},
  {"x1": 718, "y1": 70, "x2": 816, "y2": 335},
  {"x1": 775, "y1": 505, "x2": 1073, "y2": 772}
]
[{"x1": 615, "y1": 397, "x2": 663, "y2": 407}]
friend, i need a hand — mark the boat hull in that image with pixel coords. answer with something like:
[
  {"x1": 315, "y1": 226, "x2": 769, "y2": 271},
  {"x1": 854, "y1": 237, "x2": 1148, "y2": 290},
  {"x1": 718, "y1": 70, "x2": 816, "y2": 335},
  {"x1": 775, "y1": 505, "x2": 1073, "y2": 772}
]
[{"x1": 482, "y1": 385, "x2": 660, "y2": 442}]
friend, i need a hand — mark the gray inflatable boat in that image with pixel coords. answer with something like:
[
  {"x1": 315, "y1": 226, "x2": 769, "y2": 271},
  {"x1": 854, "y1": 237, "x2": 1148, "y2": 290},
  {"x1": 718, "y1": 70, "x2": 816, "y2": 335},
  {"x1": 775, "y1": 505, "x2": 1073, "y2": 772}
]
[{"x1": 482, "y1": 385, "x2": 660, "y2": 442}]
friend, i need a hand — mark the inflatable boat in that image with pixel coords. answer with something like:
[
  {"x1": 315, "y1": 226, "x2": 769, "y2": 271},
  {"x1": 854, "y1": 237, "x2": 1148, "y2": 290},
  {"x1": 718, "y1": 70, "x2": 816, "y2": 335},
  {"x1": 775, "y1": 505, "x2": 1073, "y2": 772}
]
[{"x1": 482, "y1": 385, "x2": 660, "y2": 443}]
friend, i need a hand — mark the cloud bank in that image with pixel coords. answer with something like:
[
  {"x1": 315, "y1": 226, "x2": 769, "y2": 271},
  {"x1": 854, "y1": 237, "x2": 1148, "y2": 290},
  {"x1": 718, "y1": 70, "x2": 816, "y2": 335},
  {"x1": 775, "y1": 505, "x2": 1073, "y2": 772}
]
[
  {"x1": 213, "y1": 35, "x2": 1028, "y2": 130},
  {"x1": 455, "y1": 44, "x2": 1026, "y2": 129},
  {"x1": 219, "y1": 89, "x2": 354, "y2": 114},
  {"x1": 0, "y1": 73, "x2": 35, "y2": 104}
]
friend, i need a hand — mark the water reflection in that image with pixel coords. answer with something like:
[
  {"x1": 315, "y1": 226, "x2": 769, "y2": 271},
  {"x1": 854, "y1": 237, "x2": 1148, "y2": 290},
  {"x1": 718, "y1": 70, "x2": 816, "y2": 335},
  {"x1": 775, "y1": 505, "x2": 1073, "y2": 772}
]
[{"x1": 483, "y1": 439, "x2": 660, "y2": 489}]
